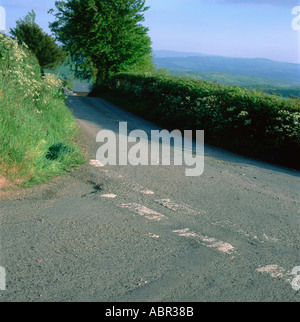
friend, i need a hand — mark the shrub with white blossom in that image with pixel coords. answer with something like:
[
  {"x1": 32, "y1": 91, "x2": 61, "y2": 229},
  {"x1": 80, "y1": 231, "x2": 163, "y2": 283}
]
[{"x1": 0, "y1": 33, "x2": 84, "y2": 185}]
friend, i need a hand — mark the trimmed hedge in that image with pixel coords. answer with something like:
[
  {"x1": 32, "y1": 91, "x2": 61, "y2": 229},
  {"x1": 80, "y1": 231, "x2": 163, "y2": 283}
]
[{"x1": 94, "y1": 72, "x2": 300, "y2": 169}]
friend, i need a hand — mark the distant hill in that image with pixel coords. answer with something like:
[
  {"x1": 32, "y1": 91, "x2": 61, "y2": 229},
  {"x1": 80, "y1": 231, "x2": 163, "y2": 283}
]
[
  {"x1": 153, "y1": 51, "x2": 300, "y2": 85},
  {"x1": 167, "y1": 70, "x2": 300, "y2": 98}
]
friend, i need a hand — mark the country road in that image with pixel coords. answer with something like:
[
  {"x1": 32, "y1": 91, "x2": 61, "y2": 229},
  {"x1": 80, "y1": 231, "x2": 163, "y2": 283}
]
[{"x1": 0, "y1": 95, "x2": 299, "y2": 302}]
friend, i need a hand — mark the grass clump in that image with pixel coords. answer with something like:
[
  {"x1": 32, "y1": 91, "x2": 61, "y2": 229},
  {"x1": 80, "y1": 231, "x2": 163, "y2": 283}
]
[{"x1": 0, "y1": 33, "x2": 85, "y2": 186}]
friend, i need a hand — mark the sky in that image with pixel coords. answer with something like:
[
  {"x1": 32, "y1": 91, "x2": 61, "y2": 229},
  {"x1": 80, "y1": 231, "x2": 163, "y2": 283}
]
[{"x1": 0, "y1": 0, "x2": 299, "y2": 64}]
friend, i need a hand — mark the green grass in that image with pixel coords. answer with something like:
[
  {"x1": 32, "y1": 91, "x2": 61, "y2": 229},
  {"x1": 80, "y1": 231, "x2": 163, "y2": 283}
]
[
  {"x1": 167, "y1": 70, "x2": 300, "y2": 98},
  {"x1": 0, "y1": 33, "x2": 85, "y2": 186}
]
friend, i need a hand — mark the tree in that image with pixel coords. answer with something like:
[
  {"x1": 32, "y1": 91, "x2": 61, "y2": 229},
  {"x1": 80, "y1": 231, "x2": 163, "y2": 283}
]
[
  {"x1": 10, "y1": 10, "x2": 65, "y2": 74},
  {"x1": 49, "y1": 0, "x2": 154, "y2": 85}
]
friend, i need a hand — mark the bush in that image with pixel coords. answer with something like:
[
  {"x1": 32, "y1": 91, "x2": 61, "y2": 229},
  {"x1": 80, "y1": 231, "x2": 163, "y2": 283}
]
[
  {"x1": 97, "y1": 72, "x2": 300, "y2": 169},
  {"x1": 10, "y1": 10, "x2": 65, "y2": 74},
  {"x1": 0, "y1": 33, "x2": 85, "y2": 186}
]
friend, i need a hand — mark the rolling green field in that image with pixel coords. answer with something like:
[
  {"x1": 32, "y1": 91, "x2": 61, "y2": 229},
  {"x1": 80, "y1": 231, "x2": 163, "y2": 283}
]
[
  {"x1": 153, "y1": 52, "x2": 300, "y2": 83},
  {"x1": 168, "y1": 70, "x2": 300, "y2": 98},
  {"x1": 153, "y1": 51, "x2": 300, "y2": 98}
]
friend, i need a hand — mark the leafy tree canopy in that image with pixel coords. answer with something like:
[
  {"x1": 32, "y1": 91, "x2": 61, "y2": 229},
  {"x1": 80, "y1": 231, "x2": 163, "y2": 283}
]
[
  {"x1": 10, "y1": 10, "x2": 65, "y2": 73},
  {"x1": 49, "y1": 0, "x2": 154, "y2": 85}
]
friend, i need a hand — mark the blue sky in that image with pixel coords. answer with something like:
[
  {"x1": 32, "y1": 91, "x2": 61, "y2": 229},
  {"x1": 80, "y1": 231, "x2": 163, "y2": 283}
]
[{"x1": 0, "y1": 0, "x2": 299, "y2": 64}]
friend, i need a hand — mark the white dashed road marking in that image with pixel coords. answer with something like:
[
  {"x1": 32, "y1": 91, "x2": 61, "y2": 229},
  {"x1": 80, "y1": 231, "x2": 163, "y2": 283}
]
[
  {"x1": 101, "y1": 194, "x2": 117, "y2": 198},
  {"x1": 256, "y1": 265, "x2": 292, "y2": 283},
  {"x1": 89, "y1": 159, "x2": 104, "y2": 167},
  {"x1": 89, "y1": 164, "x2": 293, "y2": 289},
  {"x1": 148, "y1": 233, "x2": 160, "y2": 239},
  {"x1": 121, "y1": 203, "x2": 167, "y2": 222},
  {"x1": 140, "y1": 190, "x2": 155, "y2": 195},
  {"x1": 173, "y1": 228, "x2": 236, "y2": 255},
  {"x1": 212, "y1": 220, "x2": 278, "y2": 244}
]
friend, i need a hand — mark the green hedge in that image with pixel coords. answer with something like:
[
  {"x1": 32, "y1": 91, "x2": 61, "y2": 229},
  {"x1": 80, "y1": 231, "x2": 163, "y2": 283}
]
[{"x1": 98, "y1": 72, "x2": 300, "y2": 169}]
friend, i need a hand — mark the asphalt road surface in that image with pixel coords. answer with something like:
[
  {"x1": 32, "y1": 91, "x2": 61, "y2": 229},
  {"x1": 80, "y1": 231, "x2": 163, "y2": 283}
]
[{"x1": 0, "y1": 96, "x2": 299, "y2": 302}]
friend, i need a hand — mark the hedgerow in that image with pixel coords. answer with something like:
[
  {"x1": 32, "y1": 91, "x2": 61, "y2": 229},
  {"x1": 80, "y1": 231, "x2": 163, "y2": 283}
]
[{"x1": 100, "y1": 72, "x2": 300, "y2": 169}]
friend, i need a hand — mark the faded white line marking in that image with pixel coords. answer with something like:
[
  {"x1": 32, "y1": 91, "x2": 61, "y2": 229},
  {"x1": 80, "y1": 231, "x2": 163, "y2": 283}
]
[
  {"x1": 89, "y1": 160, "x2": 104, "y2": 167},
  {"x1": 121, "y1": 203, "x2": 167, "y2": 221},
  {"x1": 156, "y1": 199, "x2": 206, "y2": 215},
  {"x1": 262, "y1": 234, "x2": 278, "y2": 243},
  {"x1": 130, "y1": 183, "x2": 153, "y2": 195},
  {"x1": 256, "y1": 265, "x2": 292, "y2": 283},
  {"x1": 212, "y1": 220, "x2": 278, "y2": 244},
  {"x1": 141, "y1": 190, "x2": 155, "y2": 195},
  {"x1": 173, "y1": 228, "x2": 236, "y2": 255},
  {"x1": 101, "y1": 194, "x2": 117, "y2": 198},
  {"x1": 148, "y1": 233, "x2": 160, "y2": 239}
]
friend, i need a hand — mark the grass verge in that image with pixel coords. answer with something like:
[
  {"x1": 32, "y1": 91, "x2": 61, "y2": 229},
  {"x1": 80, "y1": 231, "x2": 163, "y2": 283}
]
[{"x1": 0, "y1": 33, "x2": 85, "y2": 187}]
